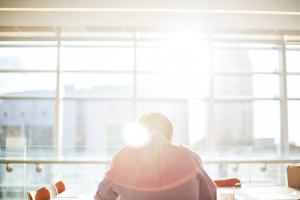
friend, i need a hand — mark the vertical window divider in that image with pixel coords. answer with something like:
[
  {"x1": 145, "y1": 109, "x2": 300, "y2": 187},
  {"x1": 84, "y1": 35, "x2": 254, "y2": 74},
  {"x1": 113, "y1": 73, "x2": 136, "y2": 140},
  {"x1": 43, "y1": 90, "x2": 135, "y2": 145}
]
[
  {"x1": 133, "y1": 35, "x2": 137, "y2": 120},
  {"x1": 54, "y1": 28, "x2": 63, "y2": 159},
  {"x1": 207, "y1": 34, "x2": 215, "y2": 155},
  {"x1": 278, "y1": 35, "x2": 289, "y2": 160}
]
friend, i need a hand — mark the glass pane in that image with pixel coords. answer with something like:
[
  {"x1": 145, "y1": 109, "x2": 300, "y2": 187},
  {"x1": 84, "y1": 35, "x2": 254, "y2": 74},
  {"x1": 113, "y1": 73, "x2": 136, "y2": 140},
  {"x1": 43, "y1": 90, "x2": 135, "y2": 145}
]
[
  {"x1": 0, "y1": 99, "x2": 55, "y2": 147},
  {"x1": 0, "y1": 163, "x2": 25, "y2": 200},
  {"x1": 214, "y1": 75, "x2": 279, "y2": 97},
  {"x1": 0, "y1": 48, "x2": 57, "y2": 70},
  {"x1": 137, "y1": 100, "x2": 192, "y2": 145},
  {"x1": 137, "y1": 73, "x2": 209, "y2": 98},
  {"x1": 213, "y1": 49, "x2": 278, "y2": 72},
  {"x1": 189, "y1": 100, "x2": 206, "y2": 145},
  {"x1": 253, "y1": 101, "x2": 280, "y2": 144},
  {"x1": 60, "y1": 47, "x2": 134, "y2": 71},
  {"x1": 0, "y1": 73, "x2": 56, "y2": 97},
  {"x1": 214, "y1": 101, "x2": 280, "y2": 145},
  {"x1": 286, "y1": 51, "x2": 300, "y2": 72},
  {"x1": 62, "y1": 100, "x2": 133, "y2": 150},
  {"x1": 61, "y1": 73, "x2": 133, "y2": 97},
  {"x1": 137, "y1": 37, "x2": 210, "y2": 72},
  {"x1": 288, "y1": 101, "x2": 300, "y2": 147},
  {"x1": 287, "y1": 75, "x2": 300, "y2": 98}
]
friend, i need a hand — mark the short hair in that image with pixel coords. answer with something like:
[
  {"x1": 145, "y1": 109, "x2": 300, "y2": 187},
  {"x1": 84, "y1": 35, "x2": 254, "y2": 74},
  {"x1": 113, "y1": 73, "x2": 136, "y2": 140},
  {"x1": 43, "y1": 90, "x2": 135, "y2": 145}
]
[{"x1": 138, "y1": 112, "x2": 173, "y2": 141}]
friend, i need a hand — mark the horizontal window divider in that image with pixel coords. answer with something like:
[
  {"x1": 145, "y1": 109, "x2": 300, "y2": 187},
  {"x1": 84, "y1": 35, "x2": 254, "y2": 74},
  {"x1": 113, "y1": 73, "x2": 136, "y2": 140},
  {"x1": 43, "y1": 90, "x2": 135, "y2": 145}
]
[
  {"x1": 286, "y1": 41, "x2": 300, "y2": 44},
  {"x1": 0, "y1": 70, "x2": 56, "y2": 73},
  {"x1": 60, "y1": 70, "x2": 133, "y2": 73},
  {"x1": 137, "y1": 97, "x2": 205, "y2": 101},
  {"x1": 61, "y1": 45, "x2": 134, "y2": 48},
  {"x1": 213, "y1": 46, "x2": 278, "y2": 50},
  {"x1": 59, "y1": 70, "x2": 209, "y2": 74},
  {"x1": 136, "y1": 46, "x2": 165, "y2": 48},
  {"x1": 0, "y1": 159, "x2": 299, "y2": 164},
  {"x1": 213, "y1": 71, "x2": 276, "y2": 75},
  {"x1": 212, "y1": 39, "x2": 282, "y2": 44},
  {"x1": 0, "y1": 44, "x2": 57, "y2": 48},
  {"x1": 287, "y1": 72, "x2": 300, "y2": 75},
  {"x1": 286, "y1": 48, "x2": 300, "y2": 51},
  {"x1": 0, "y1": 96, "x2": 287, "y2": 101},
  {"x1": 214, "y1": 96, "x2": 276, "y2": 101},
  {"x1": 0, "y1": 37, "x2": 295, "y2": 44},
  {"x1": 0, "y1": 37, "x2": 165, "y2": 42},
  {"x1": 62, "y1": 96, "x2": 133, "y2": 100},
  {"x1": 288, "y1": 98, "x2": 300, "y2": 100},
  {"x1": 0, "y1": 96, "x2": 55, "y2": 99}
]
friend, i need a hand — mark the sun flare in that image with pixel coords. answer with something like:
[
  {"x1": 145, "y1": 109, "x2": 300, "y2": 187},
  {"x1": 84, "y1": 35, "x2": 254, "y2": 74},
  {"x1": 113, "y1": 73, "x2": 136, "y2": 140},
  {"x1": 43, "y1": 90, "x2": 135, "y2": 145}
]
[{"x1": 122, "y1": 123, "x2": 150, "y2": 147}]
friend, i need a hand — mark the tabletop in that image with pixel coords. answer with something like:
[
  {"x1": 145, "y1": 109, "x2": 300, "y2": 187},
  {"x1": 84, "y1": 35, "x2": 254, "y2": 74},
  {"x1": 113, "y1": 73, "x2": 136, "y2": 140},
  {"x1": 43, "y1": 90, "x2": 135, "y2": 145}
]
[
  {"x1": 218, "y1": 186, "x2": 300, "y2": 200},
  {"x1": 55, "y1": 187, "x2": 96, "y2": 198},
  {"x1": 53, "y1": 186, "x2": 300, "y2": 200}
]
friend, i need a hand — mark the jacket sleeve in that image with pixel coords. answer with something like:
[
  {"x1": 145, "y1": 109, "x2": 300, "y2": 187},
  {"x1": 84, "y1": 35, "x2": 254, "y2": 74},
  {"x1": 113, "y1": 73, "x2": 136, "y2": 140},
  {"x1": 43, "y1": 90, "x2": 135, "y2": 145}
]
[
  {"x1": 198, "y1": 169, "x2": 217, "y2": 200},
  {"x1": 195, "y1": 155, "x2": 217, "y2": 200},
  {"x1": 94, "y1": 155, "x2": 120, "y2": 200},
  {"x1": 94, "y1": 176, "x2": 119, "y2": 200}
]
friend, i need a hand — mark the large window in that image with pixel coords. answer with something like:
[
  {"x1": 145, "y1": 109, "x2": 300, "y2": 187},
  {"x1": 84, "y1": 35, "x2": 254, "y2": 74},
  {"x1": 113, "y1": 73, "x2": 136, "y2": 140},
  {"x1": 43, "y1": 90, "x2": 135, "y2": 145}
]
[
  {"x1": 0, "y1": 33, "x2": 299, "y2": 197},
  {"x1": 0, "y1": 35, "x2": 299, "y2": 152}
]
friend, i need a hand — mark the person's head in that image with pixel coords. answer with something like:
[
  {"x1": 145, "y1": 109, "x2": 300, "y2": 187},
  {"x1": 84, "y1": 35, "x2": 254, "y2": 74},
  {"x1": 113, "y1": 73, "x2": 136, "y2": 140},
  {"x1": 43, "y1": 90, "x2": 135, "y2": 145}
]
[{"x1": 138, "y1": 112, "x2": 173, "y2": 141}]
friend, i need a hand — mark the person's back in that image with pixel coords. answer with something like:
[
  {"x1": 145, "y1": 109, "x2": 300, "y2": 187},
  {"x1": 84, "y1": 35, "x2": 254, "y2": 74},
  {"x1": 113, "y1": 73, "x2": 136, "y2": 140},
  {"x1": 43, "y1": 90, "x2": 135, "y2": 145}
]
[{"x1": 94, "y1": 113, "x2": 217, "y2": 200}]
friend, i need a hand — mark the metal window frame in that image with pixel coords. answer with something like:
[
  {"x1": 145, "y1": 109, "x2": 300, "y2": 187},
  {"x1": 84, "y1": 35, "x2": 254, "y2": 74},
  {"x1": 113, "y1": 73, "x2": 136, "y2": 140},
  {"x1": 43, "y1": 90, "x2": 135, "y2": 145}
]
[{"x1": 0, "y1": 35, "x2": 298, "y2": 156}]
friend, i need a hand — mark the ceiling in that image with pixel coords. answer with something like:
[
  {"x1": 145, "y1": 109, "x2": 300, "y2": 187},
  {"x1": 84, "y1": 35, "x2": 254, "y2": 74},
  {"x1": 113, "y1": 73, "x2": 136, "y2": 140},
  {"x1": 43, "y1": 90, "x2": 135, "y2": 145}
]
[{"x1": 0, "y1": 0, "x2": 300, "y2": 31}]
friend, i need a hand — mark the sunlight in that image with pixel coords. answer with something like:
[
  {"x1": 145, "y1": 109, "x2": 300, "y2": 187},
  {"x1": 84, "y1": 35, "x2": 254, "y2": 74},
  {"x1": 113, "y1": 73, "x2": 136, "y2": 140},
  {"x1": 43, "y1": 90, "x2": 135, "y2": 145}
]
[
  {"x1": 188, "y1": 100, "x2": 206, "y2": 144},
  {"x1": 122, "y1": 123, "x2": 150, "y2": 147}
]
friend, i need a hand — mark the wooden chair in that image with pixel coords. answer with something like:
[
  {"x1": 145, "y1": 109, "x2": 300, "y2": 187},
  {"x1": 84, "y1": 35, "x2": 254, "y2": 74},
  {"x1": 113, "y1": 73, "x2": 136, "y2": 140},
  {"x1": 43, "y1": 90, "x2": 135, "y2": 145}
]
[
  {"x1": 27, "y1": 187, "x2": 51, "y2": 200},
  {"x1": 51, "y1": 180, "x2": 66, "y2": 197},
  {"x1": 214, "y1": 178, "x2": 241, "y2": 187}
]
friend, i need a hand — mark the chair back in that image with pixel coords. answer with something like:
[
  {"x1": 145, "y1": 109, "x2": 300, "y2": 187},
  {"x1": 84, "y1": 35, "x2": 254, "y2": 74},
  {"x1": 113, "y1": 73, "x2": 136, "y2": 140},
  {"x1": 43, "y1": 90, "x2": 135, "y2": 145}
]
[
  {"x1": 51, "y1": 180, "x2": 66, "y2": 196},
  {"x1": 214, "y1": 178, "x2": 241, "y2": 187},
  {"x1": 27, "y1": 187, "x2": 51, "y2": 200}
]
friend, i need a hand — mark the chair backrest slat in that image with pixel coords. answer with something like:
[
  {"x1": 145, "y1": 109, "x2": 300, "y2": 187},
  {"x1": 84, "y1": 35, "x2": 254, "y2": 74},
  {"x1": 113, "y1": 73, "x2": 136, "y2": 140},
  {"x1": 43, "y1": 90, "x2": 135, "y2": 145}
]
[
  {"x1": 51, "y1": 180, "x2": 66, "y2": 197},
  {"x1": 214, "y1": 178, "x2": 241, "y2": 187},
  {"x1": 27, "y1": 187, "x2": 51, "y2": 200}
]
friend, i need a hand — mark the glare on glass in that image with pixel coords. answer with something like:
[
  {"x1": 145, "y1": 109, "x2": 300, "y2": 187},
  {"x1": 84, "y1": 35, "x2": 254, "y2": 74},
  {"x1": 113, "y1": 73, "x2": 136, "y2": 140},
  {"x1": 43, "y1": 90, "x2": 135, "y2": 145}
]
[
  {"x1": 60, "y1": 47, "x2": 134, "y2": 71},
  {"x1": 286, "y1": 51, "x2": 300, "y2": 72},
  {"x1": 213, "y1": 49, "x2": 278, "y2": 72},
  {"x1": 188, "y1": 100, "x2": 206, "y2": 145},
  {"x1": 137, "y1": 73, "x2": 209, "y2": 98},
  {"x1": 287, "y1": 75, "x2": 300, "y2": 97},
  {"x1": 0, "y1": 48, "x2": 57, "y2": 70},
  {"x1": 137, "y1": 43, "x2": 209, "y2": 72},
  {"x1": 0, "y1": 73, "x2": 56, "y2": 96},
  {"x1": 214, "y1": 75, "x2": 279, "y2": 97},
  {"x1": 288, "y1": 101, "x2": 300, "y2": 146},
  {"x1": 61, "y1": 73, "x2": 133, "y2": 97}
]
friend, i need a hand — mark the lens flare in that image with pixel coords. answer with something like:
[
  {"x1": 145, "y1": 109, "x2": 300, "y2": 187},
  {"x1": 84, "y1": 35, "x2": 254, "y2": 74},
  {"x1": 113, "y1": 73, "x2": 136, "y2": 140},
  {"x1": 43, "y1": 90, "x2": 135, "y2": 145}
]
[{"x1": 122, "y1": 123, "x2": 150, "y2": 147}]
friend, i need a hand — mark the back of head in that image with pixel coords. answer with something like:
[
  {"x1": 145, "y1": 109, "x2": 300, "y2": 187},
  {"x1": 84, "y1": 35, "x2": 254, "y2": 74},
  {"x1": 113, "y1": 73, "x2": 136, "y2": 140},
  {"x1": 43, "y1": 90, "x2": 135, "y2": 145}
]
[{"x1": 138, "y1": 112, "x2": 173, "y2": 141}]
